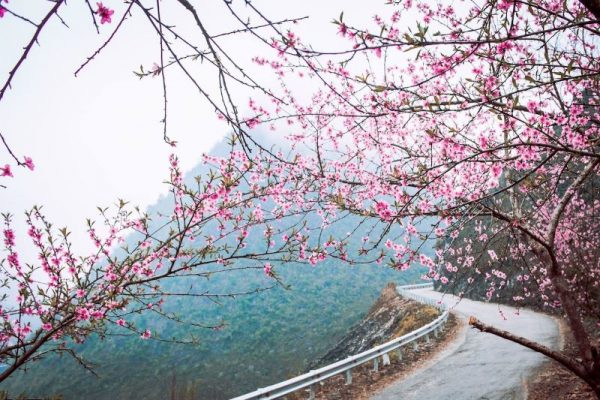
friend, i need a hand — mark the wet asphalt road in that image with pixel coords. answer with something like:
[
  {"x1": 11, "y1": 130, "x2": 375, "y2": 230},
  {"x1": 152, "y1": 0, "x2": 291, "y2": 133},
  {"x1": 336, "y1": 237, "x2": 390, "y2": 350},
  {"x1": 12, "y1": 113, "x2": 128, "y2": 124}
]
[{"x1": 371, "y1": 288, "x2": 559, "y2": 400}]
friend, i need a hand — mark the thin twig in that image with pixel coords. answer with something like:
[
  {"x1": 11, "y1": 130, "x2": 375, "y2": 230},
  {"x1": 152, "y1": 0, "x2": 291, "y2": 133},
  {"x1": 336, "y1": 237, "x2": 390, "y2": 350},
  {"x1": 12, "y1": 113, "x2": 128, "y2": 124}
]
[
  {"x1": 0, "y1": 0, "x2": 65, "y2": 103},
  {"x1": 74, "y1": 2, "x2": 135, "y2": 76},
  {"x1": 156, "y1": 0, "x2": 170, "y2": 145},
  {"x1": 0, "y1": 132, "x2": 23, "y2": 166}
]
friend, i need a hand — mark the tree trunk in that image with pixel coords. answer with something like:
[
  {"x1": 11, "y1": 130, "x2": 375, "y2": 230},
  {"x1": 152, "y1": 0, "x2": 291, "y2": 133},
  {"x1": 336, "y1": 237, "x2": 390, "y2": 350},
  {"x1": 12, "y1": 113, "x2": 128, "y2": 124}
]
[
  {"x1": 547, "y1": 255, "x2": 600, "y2": 382},
  {"x1": 579, "y1": 0, "x2": 600, "y2": 20}
]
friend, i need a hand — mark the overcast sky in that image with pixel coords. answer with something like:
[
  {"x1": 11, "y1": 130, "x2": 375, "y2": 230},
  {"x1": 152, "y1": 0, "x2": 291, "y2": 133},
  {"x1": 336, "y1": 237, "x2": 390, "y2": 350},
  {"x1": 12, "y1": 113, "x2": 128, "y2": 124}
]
[{"x1": 0, "y1": 0, "x2": 396, "y2": 255}]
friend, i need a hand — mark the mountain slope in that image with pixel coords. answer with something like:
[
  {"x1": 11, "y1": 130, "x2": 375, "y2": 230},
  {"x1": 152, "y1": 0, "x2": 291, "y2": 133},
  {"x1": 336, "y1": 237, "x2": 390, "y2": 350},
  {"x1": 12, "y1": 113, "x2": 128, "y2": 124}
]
[{"x1": 0, "y1": 135, "x2": 430, "y2": 400}]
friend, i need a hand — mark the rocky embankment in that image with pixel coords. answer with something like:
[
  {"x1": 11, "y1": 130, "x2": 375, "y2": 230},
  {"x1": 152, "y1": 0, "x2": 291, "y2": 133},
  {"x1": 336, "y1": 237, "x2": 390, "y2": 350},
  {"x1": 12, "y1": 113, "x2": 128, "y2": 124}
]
[
  {"x1": 286, "y1": 283, "x2": 458, "y2": 400},
  {"x1": 309, "y1": 282, "x2": 441, "y2": 369}
]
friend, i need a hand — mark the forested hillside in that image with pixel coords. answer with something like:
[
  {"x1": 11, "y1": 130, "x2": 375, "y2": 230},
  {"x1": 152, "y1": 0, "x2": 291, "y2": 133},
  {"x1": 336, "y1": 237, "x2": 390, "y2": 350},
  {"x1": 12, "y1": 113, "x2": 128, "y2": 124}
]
[{"x1": 0, "y1": 137, "x2": 429, "y2": 400}]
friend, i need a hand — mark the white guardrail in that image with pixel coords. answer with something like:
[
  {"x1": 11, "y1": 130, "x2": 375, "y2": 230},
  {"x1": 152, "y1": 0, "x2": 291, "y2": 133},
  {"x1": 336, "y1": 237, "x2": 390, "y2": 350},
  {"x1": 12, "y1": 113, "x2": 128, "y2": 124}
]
[{"x1": 231, "y1": 282, "x2": 448, "y2": 400}]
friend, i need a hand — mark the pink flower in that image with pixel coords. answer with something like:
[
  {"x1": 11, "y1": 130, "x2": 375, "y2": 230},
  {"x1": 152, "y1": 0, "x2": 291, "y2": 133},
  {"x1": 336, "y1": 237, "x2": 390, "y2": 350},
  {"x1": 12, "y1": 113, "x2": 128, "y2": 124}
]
[
  {"x1": 42, "y1": 323, "x2": 53, "y2": 331},
  {"x1": 406, "y1": 223, "x2": 417, "y2": 236},
  {"x1": 3, "y1": 229, "x2": 15, "y2": 247},
  {"x1": 151, "y1": 63, "x2": 162, "y2": 76},
  {"x1": 140, "y1": 329, "x2": 151, "y2": 339},
  {"x1": 23, "y1": 156, "x2": 34, "y2": 171},
  {"x1": 496, "y1": 41, "x2": 514, "y2": 55},
  {"x1": 75, "y1": 307, "x2": 91, "y2": 321},
  {"x1": 375, "y1": 201, "x2": 393, "y2": 221},
  {"x1": 76, "y1": 289, "x2": 86, "y2": 298},
  {"x1": 491, "y1": 164, "x2": 502, "y2": 178},
  {"x1": 96, "y1": 2, "x2": 114, "y2": 24},
  {"x1": 246, "y1": 117, "x2": 259, "y2": 129},
  {"x1": 116, "y1": 319, "x2": 126, "y2": 327},
  {"x1": 264, "y1": 262, "x2": 273, "y2": 277},
  {"x1": 497, "y1": 0, "x2": 514, "y2": 11},
  {"x1": 0, "y1": 7, "x2": 5, "y2": 18},
  {"x1": 105, "y1": 271, "x2": 117, "y2": 281},
  {"x1": 526, "y1": 100, "x2": 539, "y2": 113},
  {"x1": 7, "y1": 252, "x2": 19, "y2": 268},
  {"x1": 1, "y1": 164, "x2": 13, "y2": 177}
]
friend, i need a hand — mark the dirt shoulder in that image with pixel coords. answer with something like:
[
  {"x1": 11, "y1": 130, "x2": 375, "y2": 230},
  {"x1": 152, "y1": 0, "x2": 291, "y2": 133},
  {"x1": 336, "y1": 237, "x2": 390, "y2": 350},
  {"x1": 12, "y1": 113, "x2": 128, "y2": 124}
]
[{"x1": 526, "y1": 318, "x2": 599, "y2": 400}]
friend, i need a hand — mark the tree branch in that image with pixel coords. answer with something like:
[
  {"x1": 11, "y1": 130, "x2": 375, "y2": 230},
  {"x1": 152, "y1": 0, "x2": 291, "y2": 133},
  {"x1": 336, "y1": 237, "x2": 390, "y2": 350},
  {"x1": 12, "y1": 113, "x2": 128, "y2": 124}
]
[
  {"x1": 468, "y1": 316, "x2": 592, "y2": 384},
  {"x1": 0, "y1": 0, "x2": 65, "y2": 102}
]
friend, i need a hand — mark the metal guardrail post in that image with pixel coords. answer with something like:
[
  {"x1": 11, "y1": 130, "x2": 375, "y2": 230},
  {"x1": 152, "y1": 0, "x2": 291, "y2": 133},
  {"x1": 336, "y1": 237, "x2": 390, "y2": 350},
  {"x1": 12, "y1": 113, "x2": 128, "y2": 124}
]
[
  {"x1": 373, "y1": 356, "x2": 379, "y2": 372},
  {"x1": 308, "y1": 384, "x2": 315, "y2": 400},
  {"x1": 396, "y1": 348, "x2": 403, "y2": 360},
  {"x1": 382, "y1": 353, "x2": 391, "y2": 366},
  {"x1": 345, "y1": 369, "x2": 352, "y2": 385},
  {"x1": 413, "y1": 341, "x2": 419, "y2": 351}
]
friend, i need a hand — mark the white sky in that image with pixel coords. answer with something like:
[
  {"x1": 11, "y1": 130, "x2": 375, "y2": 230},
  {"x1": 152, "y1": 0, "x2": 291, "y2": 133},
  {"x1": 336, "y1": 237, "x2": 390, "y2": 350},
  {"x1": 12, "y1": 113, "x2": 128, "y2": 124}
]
[{"x1": 0, "y1": 0, "x2": 395, "y2": 255}]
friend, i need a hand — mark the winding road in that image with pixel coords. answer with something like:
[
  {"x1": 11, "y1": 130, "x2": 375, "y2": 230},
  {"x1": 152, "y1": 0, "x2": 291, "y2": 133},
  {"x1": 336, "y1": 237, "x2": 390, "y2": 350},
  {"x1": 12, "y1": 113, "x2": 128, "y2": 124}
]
[{"x1": 371, "y1": 288, "x2": 559, "y2": 400}]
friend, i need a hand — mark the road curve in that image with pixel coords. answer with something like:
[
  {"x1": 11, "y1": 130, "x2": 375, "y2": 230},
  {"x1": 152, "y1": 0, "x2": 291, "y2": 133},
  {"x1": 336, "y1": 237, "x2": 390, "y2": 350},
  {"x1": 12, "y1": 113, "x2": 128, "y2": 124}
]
[{"x1": 371, "y1": 288, "x2": 559, "y2": 400}]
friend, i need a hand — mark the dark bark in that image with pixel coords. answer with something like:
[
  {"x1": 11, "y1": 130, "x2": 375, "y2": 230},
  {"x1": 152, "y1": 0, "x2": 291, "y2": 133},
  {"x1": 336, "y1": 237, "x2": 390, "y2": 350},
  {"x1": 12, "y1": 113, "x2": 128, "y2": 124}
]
[
  {"x1": 579, "y1": 0, "x2": 600, "y2": 21},
  {"x1": 469, "y1": 316, "x2": 600, "y2": 398},
  {"x1": 0, "y1": 315, "x2": 75, "y2": 384}
]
